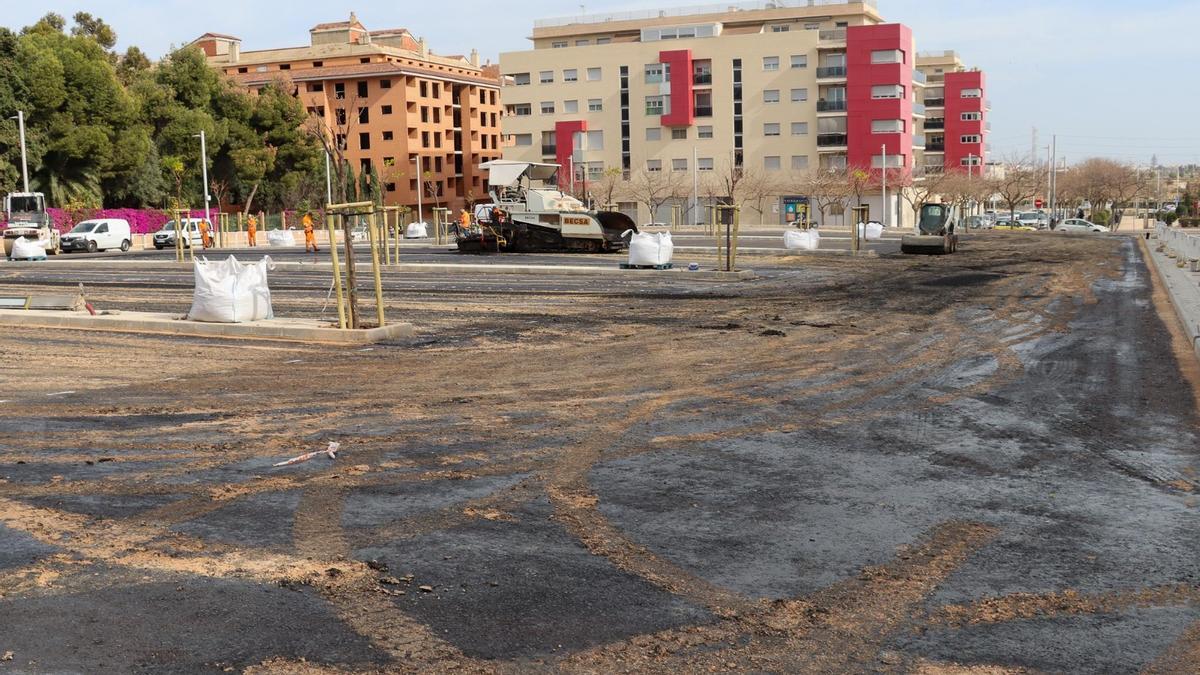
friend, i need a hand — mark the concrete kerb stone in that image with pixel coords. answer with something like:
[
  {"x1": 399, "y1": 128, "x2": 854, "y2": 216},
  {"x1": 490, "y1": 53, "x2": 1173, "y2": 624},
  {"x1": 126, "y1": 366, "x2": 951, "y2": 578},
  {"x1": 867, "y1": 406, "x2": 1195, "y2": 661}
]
[
  {"x1": 25, "y1": 259, "x2": 756, "y2": 281},
  {"x1": 1142, "y1": 236, "x2": 1200, "y2": 364},
  {"x1": 778, "y1": 248, "x2": 879, "y2": 258},
  {"x1": 0, "y1": 309, "x2": 415, "y2": 344}
]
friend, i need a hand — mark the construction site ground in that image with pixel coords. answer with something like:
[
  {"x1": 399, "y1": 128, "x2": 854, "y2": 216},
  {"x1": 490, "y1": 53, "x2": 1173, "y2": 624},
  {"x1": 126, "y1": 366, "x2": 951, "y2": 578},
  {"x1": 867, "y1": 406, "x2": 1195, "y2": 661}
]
[{"x1": 1, "y1": 231, "x2": 1198, "y2": 674}]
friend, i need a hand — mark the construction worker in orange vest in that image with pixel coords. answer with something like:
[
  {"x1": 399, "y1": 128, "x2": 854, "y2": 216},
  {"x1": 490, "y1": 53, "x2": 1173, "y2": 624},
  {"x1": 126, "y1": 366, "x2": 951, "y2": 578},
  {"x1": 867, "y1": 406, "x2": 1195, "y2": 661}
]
[
  {"x1": 246, "y1": 214, "x2": 257, "y2": 247},
  {"x1": 199, "y1": 219, "x2": 213, "y2": 249},
  {"x1": 303, "y1": 211, "x2": 318, "y2": 253},
  {"x1": 458, "y1": 208, "x2": 471, "y2": 234}
]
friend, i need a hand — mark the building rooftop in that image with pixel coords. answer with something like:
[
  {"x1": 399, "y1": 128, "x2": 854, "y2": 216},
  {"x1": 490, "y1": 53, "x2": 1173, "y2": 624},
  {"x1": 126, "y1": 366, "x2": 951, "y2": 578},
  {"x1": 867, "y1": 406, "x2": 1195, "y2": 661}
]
[{"x1": 533, "y1": 0, "x2": 877, "y2": 29}]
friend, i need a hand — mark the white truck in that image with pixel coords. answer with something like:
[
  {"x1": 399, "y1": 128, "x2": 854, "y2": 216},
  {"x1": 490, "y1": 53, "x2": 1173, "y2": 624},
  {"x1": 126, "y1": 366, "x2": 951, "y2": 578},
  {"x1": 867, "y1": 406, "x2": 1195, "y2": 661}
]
[{"x1": 2, "y1": 192, "x2": 59, "y2": 257}]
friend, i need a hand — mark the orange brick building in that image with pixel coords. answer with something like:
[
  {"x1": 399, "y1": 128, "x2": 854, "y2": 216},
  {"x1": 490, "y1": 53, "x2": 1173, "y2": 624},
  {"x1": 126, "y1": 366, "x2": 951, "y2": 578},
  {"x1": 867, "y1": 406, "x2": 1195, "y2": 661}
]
[{"x1": 192, "y1": 14, "x2": 502, "y2": 214}]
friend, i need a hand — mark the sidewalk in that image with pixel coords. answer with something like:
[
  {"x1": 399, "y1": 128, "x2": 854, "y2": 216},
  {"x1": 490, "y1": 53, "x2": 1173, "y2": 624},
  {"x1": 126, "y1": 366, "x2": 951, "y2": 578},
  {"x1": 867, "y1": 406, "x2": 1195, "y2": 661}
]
[{"x1": 1143, "y1": 229, "x2": 1200, "y2": 362}]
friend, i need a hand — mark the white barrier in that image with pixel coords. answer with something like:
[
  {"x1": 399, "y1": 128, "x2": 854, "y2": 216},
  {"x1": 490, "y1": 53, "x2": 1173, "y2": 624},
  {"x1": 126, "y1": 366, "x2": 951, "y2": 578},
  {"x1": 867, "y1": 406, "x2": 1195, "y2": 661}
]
[{"x1": 1156, "y1": 224, "x2": 1200, "y2": 264}]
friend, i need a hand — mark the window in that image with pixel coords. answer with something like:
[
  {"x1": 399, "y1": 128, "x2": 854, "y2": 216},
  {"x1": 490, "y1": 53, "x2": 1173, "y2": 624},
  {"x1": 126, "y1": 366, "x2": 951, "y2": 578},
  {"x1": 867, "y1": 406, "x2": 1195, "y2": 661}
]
[
  {"x1": 385, "y1": 183, "x2": 396, "y2": 192},
  {"x1": 671, "y1": 128, "x2": 687, "y2": 140},
  {"x1": 419, "y1": 81, "x2": 428, "y2": 97},
  {"x1": 961, "y1": 156, "x2": 982, "y2": 166},
  {"x1": 762, "y1": 56, "x2": 779, "y2": 71},
  {"x1": 308, "y1": 83, "x2": 323, "y2": 92},
  {"x1": 790, "y1": 88, "x2": 808, "y2": 102},
  {"x1": 698, "y1": 157, "x2": 714, "y2": 171},
  {"x1": 335, "y1": 133, "x2": 346, "y2": 150},
  {"x1": 596, "y1": 37, "x2": 611, "y2": 45},
  {"x1": 791, "y1": 122, "x2": 809, "y2": 136},
  {"x1": 513, "y1": 133, "x2": 533, "y2": 146},
  {"x1": 764, "y1": 156, "x2": 781, "y2": 170},
  {"x1": 564, "y1": 69, "x2": 578, "y2": 82},
  {"x1": 872, "y1": 119, "x2": 904, "y2": 133},
  {"x1": 644, "y1": 63, "x2": 667, "y2": 83},
  {"x1": 541, "y1": 101, "x2": 555, "y2": 114},
  {"x1": 763, "y1": 89, "x2": 780, "y2": 103},
  {"x1": 769, "y1": 24, "x2": 790, "y2": 32},
  {"x1": 564, "y1": 99, "x2": 579, "y2": 114},
  {"x1": 791, "y1": 54, "x2": 808, "y2": 69},
  {"x1": 540, "y1": 70, "x2": 554, "y2": 84},
  {"x1": 871, "y1": 49, "x2": 904, "y2": 64},
  {"x1": 588, "y1": 98, "x2": 603, "y2": 112},
  {"x1": 645, "y1": 95, "x2": 668, "y2": 115},
  {"x1": 359, "y1": 132, "x2": 371, "y2": 150},
  {"x1": 584, "y1": 130, "x2": 604, "y2": 150},
  {"x1": 961, "y1": 112, "x2": 982, "y2": 121},
  {"x1": 646, "y1": 127, "x2": 662, "y2": 141},
  {"x1": 587, "y1": 67, "x2": 602, "y2": 81},
  {"x1": 334, "y1": 83, "x2": 346, "y2": 99},
  {"x1": 380, "y1": 78, "x2": 391, "y2": 89},
  {"x1": 254, "y1": 65, "x2": 267, "y2": 73},
  {"x1": 279, "y1": 64, "x2": 291, "y2": 71},
  {"x1": 871, "y1": 154, "x2": 904, "y2": 168},
  {"x1": 698, "y1": 125, "x2": 713, "y2": 139},
  {"x1": 509, "y1": 103, "x2": 531, "y2": 116},
  {"x1": 360, "y1": 57, "x2": 371, "y2": 65},
  {"x1": 512, "y1": 72, "x2": 531, "y2": 86},
  {"x1": 961, "y1": 88, "x2": 982, "y2": 98},
  {"x1": 313, "y1": 61, "x2": 323, "y2": 67},
  {"x1": 791, "y1": 155, "x2": 809, "y2": 170},
  {"x1": 335, "y1": 108, "x2": 347, "y2": 125},
  {"x1": 576, "y1": 39, "x2": 590, "y2": 46},
  {"x1": 357, "y1": 81, "x2": 369, "y2": 98},
  {"x1": 871, "y1": 84, "x2": 904, "y2": 99},
  {"x1": 961, "y1": 134, "x2": 982, "y2": 144},
  {"x1": 382, "y1": 131, "x2": 394, "y2": 141},
  {"x1": 763, "y1": 123, "x2": 781, "y2": 136},
  {"x1": 381, "y1": 105, "x2": 392, "y2": 115},
  {"x1": 672, "y1": 158, "x2": 687, "y2": 171},
  {"x1": 647, "y1": 159, "x2": 662, "y2": 172},
  {"x1": 552, "y1": 41, "x2": 568, "y2": 48},
  {"x1": 804, "y1": 22, "x2": 820, "y2": 30}
]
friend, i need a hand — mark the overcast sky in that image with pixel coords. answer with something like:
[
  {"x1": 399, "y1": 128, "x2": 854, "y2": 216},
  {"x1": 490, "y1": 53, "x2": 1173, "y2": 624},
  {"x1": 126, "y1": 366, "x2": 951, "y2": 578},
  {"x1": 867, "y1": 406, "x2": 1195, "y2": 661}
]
[{"x1": 9, "y1": 0, "x2": 1200, "y2": 166}]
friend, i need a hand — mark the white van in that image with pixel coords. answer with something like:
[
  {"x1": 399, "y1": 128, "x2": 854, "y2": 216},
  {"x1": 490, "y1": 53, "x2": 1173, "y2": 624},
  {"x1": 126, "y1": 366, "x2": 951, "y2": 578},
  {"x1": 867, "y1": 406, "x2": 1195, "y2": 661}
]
[
  {"x1": 60, "y1": 218, "x2": 133, "y2": 253},
  {"x1": 152, "y1": 218, "x2": 205, "y2": 249}
]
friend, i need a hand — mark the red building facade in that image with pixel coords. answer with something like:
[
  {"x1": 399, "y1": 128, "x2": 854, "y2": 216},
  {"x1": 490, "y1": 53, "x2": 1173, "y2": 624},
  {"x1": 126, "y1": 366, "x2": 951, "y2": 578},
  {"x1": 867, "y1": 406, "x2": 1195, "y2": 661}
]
[{"x1": 846, "y1": 24, "x2": 916, "y2": 175}]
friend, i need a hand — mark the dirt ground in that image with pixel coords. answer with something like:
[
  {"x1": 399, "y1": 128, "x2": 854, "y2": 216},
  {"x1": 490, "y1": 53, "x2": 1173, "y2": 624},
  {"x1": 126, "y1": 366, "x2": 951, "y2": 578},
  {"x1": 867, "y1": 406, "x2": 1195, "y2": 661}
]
[{"x1": 1, "y1": 232, "x2": 1198, "y2": 674}]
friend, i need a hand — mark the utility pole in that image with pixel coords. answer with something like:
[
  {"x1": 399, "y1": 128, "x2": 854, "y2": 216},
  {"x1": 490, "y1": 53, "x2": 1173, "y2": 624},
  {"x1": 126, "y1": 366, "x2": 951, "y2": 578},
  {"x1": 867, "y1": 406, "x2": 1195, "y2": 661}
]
[
  {"x1": 1031, "y1": 126, "x2": 1038, "y2": 167},
  {"x1": 11, "y1": 111, "x2": 28, "y2": 192},
  {"x1": 194, "y1": 130, "x2": 211, "y2": 226},
  {"x1": 880, "y1": 144, "x2": 888, "y2": 228},
  {"x1": 1049, "y1": 135, "x2": 1057, "y2": 222}
]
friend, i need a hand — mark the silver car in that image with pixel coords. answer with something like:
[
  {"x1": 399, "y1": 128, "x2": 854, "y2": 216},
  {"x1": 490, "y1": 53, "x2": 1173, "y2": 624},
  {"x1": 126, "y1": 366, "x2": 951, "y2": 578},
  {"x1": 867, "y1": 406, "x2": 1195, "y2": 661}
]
[{"x1": 1056, "y1": 218, "x2": 1106, "y2": 233}]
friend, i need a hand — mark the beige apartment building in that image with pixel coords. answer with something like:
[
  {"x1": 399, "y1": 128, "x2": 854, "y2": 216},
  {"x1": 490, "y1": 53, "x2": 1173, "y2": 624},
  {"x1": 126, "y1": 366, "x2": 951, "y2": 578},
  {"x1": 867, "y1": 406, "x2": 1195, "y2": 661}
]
[
  {"x1": 192, "y1": 14, "x2": 502, "y2": 214},
  {"x1": 500, "y1": 0, "x2": 988, "y2": 226}
]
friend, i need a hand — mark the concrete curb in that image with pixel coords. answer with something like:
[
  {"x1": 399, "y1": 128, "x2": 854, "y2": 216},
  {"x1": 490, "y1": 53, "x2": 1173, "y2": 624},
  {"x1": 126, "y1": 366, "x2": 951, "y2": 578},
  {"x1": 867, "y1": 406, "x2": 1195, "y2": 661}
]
[
  {"x1": 15, "y1": 259, "x2": 756, "y2": 281},
  {"x1": 1140, "y1": 237, "x2": 1200, "y2": 363},
  {"x1": 0, "y1": 309, "x2": 415, "y2": 344},
  {"x1": 778, "y1": 248, "x2": 879, "y2": 258}
]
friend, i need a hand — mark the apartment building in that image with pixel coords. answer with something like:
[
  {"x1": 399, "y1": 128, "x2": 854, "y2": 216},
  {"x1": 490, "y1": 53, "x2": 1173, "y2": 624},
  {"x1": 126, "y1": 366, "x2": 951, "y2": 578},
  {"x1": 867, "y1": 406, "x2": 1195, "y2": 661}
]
[
  {"x1": 915, "y1": 51, "x2": 990, "y2": 175},
  {"x1": 500, "y1": 0, "x2": 988, "y2": 225},
  {"x1": 192, "y1": 14, "x2": 502, "y2": 214}
]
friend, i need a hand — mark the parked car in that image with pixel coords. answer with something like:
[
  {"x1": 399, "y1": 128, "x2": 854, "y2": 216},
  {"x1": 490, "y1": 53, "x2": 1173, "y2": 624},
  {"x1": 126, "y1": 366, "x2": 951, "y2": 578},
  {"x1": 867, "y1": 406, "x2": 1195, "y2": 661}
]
[
  {"x1": 60, "y1": 218, "x2": 132, "y2": 253},
  {"x1": 1017, "y1": 212, "x2": 1044, "y2": 229},
  {"x1": 964, "y1": 215, "x2": 990, "y2": 230},
  {"x1": 152, "y1": 218, "x2": 205, "y2": 249},
  {"x1": 995, "y1": 219, "x2": 1037, "y2": 231},
  {"x1": 1056, "y1": 218, "x2": 1107, "y2": 233}
]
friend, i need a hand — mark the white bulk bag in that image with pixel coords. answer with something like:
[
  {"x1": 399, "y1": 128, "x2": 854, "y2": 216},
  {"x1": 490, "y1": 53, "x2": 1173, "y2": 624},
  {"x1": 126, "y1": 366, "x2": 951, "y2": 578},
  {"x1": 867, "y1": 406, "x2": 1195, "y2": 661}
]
[
  {"x1": 267, "y1": 229, "x2": 295, "y2": 247},
  {"x1": 784, "y1": 229, "x2": 820, "y2": 251},
  {"x1": 627, "y1": 231, "x2": 674, "y2": 266},
  {"x1": 856, "y1": 221, "x2": 884, "y2": 241},
  {"x1": 406, "y1": 221, "x2": 428, "y2": 238},
  {"x1": 10, "y1": 236, "x2": 47, "y2": 260},
  {"x1": 187, "y1": 255, "x2": 275, "y2": 323}
]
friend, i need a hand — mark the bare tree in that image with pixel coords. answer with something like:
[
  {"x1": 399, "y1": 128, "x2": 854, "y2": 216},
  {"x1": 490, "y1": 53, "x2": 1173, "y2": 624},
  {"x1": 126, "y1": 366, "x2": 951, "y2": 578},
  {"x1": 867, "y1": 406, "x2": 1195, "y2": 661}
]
[
  {"x1": 589, "y1": 167, "x2": 624, "y2": 210},
  {"x1": 790, "y1": 168, "x2": 850, "y2": 227},
  {"x1": 303, "y1": 87, "x2": 367, "y2": 206},
  {"x1": 987, "y1": 159, "x2": 1040, "y2": 221},
  {"x1": 738, "y1": 166, "x2": 783, "y2": 224},
  {"x1": 624, "y1": 168, "x2": 688, "y2": 223},
  {"x1": 894, "y1": 168, "x2": 951, "y2": 226}
]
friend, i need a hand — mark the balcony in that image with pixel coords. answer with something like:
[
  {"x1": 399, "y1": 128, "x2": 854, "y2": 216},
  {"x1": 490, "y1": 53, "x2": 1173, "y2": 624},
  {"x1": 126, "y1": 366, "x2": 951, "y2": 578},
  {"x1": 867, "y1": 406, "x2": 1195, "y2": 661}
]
[
  {"x1": 913, "y1": 134, "x2": 926, "y2": 148},
  {"x1": 817, "y1": 133, "x2": 848, "y2": 148},
  {"x1": 819, "y1": 28, "x2": 846, "y2": 42},
  {"x1": 925, "y1": 142, "x2": 944, "y2": 152},
  {"x1": 694, "y1": 106, "x2": 713, "y2": 117},
  {"x1": 912, "y1": 70, "x2": 927, "y2": 85},
  {"x1": 924, "y1": 97, "x2": 944, "y2": 108},
  {"x1": 816, "y1": 66, "x2": 847, "y2": 79},
  {"x1": 925, "y1": 120, "x2": 944, "y2": 130},
  {"x1": 541, "y1": 145, "x2": 556, "y2": 156},
  {"x1": 912, "y1": 102, "x2": 926, "y2": 117},
  {"x1": 693, "y1": 72, "x2": 712, "y2": 86},
  {"x1": 816, "y1": 99, "x2": 847, "y2": 112}
]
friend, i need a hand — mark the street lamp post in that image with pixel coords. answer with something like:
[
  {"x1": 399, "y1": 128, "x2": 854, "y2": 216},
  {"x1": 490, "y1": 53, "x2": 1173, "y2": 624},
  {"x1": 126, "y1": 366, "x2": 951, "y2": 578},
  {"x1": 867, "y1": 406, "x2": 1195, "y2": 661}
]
[
  {"x1": 193, "y1": 131, "x2": 211, "y2": 226},
  {"x1": 10, "y1": 111, "x2": 29, "y2": 192}
]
